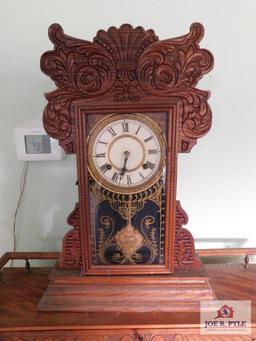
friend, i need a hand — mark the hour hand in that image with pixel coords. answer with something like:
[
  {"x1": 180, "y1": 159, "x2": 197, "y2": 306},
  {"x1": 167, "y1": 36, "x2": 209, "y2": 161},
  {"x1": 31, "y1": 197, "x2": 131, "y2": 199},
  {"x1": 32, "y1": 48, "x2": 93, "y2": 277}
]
[{"x1": 119, "y1": 151, "x2": 129, "y2": 178}]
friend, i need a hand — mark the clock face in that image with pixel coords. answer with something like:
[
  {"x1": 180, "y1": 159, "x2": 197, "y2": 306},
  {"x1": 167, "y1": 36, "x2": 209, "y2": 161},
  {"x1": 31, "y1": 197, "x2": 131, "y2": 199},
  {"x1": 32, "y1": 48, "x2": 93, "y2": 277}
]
[{"x1": 87, "y1": 114, "x2": 166, "y2": 193}]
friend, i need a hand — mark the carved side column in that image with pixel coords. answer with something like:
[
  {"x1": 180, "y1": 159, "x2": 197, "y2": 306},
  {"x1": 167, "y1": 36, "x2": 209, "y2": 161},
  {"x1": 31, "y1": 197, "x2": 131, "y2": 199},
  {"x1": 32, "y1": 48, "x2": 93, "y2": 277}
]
[
  {"x1": 174, "y1": 201, "x2": 201, "y2": 270},
  {"x1": 59, "y1": 203, "x2": 82, "y2": 269}
]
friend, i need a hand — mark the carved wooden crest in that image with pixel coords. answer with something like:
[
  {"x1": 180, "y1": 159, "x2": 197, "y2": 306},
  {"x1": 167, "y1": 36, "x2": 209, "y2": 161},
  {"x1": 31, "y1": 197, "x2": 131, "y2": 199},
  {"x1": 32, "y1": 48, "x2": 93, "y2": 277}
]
[{"x1": 41, "y1": 23, "x2": 213, "y2": 153}]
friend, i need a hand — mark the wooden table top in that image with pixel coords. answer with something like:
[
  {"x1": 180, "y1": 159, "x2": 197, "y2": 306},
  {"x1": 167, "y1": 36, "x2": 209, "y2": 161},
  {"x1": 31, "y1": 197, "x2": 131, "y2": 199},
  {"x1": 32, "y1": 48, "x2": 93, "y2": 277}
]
[{"x1": 0, "y1": 263, "x2": 255, "y2": 332}]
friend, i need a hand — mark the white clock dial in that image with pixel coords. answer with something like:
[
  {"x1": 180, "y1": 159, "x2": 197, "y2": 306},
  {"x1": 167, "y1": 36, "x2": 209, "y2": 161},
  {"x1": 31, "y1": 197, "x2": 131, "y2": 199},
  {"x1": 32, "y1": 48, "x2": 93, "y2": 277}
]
[{"x1": 87, "y1": 114, "x2": 165, "y2": 193}]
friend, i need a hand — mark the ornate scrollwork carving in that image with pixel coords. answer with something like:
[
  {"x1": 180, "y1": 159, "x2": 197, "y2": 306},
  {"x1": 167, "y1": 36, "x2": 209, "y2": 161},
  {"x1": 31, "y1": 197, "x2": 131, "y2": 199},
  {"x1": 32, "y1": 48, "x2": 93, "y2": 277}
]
[
  {"x1": 59, "y1": 203, "x2": 82, "y2": 269},
  {"x1": 137, "y1": 23, "x2": 213, "y2": 150},
  {"x1": 138, "y1": 24, "x2": 212, "y2": 92},
  {"x1": 42, "y1": 24, "x2": 117, "y2": 94},
  {"x1": 41, "y1": 23, "x2": 116, "y2": 152},
  {"x1": 41, "y1": 23, "x2": 213, "y2": 152},
  {"x1": 94, "y1": 24, "x2": 158, "y2": 102},
  {"x1": 174, "y1": 200, "x2": 201, "y2": 270}
]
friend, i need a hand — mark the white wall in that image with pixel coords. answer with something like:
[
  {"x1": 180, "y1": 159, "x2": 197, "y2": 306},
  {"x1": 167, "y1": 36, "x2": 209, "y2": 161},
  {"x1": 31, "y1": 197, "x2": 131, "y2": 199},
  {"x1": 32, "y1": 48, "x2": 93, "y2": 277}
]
[{"x1": 1, "y1": 0, "x2": 256, "y2": 264}]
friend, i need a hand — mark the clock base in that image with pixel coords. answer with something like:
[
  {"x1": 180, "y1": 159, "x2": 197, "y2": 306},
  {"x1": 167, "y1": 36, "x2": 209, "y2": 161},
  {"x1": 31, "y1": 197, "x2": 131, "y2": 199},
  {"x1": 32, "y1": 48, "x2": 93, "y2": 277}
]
[{"x1": 37, "y1": 267, "x2": 216, "y2": 312}]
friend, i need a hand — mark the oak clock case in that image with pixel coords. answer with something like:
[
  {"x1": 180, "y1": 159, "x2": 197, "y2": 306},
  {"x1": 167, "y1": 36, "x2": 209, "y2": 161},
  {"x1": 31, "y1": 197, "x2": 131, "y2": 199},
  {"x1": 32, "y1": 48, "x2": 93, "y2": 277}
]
[
  {"x1": 77, "y1": 110, "x2": 175, "y2": 273},
  {"x1": 38, "y1": 23, "x2": 214, "y2": 311}
]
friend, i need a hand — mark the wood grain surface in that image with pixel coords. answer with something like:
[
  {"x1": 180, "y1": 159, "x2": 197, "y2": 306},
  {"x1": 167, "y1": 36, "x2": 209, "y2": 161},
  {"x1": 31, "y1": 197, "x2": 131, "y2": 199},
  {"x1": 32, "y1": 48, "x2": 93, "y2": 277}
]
[{"x1": 0, "y1": 264, "x2": 255, "y2": 331}]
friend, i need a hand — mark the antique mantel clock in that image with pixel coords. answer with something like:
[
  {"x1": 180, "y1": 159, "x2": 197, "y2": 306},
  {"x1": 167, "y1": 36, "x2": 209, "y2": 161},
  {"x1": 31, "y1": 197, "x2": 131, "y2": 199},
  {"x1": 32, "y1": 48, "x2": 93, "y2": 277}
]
[{"x1": 38, "y1": 22, "x2": 214, "y2": 311}]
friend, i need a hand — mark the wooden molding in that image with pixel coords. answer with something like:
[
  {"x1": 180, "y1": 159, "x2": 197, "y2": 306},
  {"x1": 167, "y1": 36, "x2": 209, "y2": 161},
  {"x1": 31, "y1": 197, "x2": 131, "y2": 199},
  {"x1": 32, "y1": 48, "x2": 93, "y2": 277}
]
[
  {"x1": 1, "y1": 248, "x2": 255, "y2": 270},
  {"x1": 0, "y1": 252, "x2": 59, "y2": 270}
]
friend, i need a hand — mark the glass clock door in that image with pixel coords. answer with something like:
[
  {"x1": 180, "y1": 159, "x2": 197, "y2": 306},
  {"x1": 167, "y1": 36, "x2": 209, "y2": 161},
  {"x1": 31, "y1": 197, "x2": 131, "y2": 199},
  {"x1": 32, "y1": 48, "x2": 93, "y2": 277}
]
[{"x1": 86, "y1": 112, "x2": 169, "y2": 266}]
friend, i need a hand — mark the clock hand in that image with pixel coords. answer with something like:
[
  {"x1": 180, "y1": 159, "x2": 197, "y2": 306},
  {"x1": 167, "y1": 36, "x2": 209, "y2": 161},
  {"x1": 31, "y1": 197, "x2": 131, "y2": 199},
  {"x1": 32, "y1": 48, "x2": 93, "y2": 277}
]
[{"x1": 120, "y1": 151, "x2": 130, "y2": 178}]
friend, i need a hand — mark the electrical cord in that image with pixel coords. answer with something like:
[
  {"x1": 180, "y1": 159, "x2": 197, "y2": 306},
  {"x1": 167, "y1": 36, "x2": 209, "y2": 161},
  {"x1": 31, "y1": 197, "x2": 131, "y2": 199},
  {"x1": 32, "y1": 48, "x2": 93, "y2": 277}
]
[{"x1": 10, "y1": 161, "x2": 29, "y2": 267}]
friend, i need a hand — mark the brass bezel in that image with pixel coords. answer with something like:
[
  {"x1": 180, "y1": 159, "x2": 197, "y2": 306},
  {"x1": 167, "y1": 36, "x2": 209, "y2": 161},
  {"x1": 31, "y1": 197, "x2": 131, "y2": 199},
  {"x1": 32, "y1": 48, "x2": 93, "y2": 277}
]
[{"x1": 87, "y1": 113, "x2": 166, "y2": 194}]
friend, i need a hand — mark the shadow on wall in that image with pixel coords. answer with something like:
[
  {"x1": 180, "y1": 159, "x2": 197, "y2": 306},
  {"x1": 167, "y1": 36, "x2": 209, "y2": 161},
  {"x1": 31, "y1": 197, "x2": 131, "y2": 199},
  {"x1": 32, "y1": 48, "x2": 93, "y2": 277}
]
[{"x1": 195, "y1": 238, "x2": 248, "y2": 249}]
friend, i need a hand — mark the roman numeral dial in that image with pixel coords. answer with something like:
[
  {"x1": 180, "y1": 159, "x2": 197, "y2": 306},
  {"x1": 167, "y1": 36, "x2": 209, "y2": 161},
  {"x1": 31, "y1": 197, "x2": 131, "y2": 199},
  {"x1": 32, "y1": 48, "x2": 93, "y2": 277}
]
[{"x1": 87, "y1": 114, "x2": 165, "y2": 194}]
